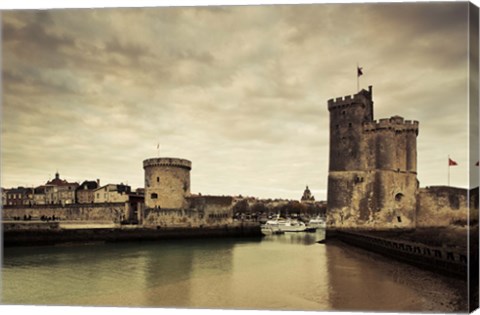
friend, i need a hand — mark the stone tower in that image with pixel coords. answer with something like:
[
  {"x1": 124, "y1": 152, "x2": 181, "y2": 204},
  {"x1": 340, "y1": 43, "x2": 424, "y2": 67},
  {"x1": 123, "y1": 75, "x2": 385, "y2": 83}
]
[
  {"x1": 327, "y1": 86, "x2": 419, "y2": 229},
  {"x1": 143, "y1": 157, "x2": 192, "y2": 209}
]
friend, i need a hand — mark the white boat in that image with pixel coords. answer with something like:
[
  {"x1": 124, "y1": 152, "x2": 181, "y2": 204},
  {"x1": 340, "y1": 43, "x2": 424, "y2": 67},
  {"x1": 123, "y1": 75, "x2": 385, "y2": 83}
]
[
  {"x1": 308, "y1": 216, "x2": 326, "y2": 229},
  {"x1": 262, "y1": 216, "x2": 307, "y2": 232},
  {"x1": 260, "y1": 225, "x2": 284, "y2": 235}
]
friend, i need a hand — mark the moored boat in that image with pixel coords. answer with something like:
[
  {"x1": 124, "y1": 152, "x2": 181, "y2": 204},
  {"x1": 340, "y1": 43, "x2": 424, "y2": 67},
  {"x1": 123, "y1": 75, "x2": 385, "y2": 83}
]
[
  {"x1": 308, "y1": 216, "x2": 326, "y2": 229},
  {"x1": 262, "y1": 216, "x2": 308, "y2": 233},
  {"x1": 260, "y1": 225, "x2": 285, "y2": 235}
]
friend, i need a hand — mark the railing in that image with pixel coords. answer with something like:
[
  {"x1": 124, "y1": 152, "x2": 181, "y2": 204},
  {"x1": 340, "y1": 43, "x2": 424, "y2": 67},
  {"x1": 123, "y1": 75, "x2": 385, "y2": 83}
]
[{"x1": 335, "y1": 230, "x2": 470, "y2": 278}]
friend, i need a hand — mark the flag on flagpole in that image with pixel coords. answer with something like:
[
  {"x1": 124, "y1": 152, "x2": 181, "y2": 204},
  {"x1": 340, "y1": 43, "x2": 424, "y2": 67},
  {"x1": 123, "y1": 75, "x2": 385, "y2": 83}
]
[
  {"x1": 356, "y1": 65, "x2": 363, "y2": 92},
  {"x1": 448, "y1": 158, "x2": 458, "y2": 166},
  {"x1": 357, "y1": 66, "x2": 363, "y2": 77}
]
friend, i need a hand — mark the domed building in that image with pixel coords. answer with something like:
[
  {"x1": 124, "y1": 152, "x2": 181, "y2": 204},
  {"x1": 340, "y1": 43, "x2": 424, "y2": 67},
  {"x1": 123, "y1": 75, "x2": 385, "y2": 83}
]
[{"x1": 301, "y1": 185, "x2": 315, "y2": 203}]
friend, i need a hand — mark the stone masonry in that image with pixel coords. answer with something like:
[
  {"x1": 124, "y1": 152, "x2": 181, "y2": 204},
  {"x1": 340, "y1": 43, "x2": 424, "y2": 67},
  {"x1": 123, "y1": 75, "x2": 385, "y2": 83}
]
[
  {"x1": 143, "y1": 157, "x2": 192, "y2": 209},
  {"x1": 2, "y1": 203, "x2": 129, "y2": 223},
  {"x1": 327, "y1": 86, "x2": 419, "y2": 229},
  {"x1": 416, "y1": 186, "x2": 479, "y2": 227}
]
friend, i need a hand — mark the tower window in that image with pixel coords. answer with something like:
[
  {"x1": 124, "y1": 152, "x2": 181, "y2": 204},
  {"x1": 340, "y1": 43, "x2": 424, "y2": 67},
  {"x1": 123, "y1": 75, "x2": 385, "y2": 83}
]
[
  {"x1": 157, "y1": 177, "x2": 160, "y2": 183},
  {"x1": 151, "y1": 193, "x2": 158, "y2": 199},
  {"x1": 342, "y1": 110, "x2": 346, "y2": 115},
  {"x1": 395, "y1": 193, "x2": 404, "y2": 202},
  {"x1": 348, "y1": 123, "x2": 352, "y2": 128}
]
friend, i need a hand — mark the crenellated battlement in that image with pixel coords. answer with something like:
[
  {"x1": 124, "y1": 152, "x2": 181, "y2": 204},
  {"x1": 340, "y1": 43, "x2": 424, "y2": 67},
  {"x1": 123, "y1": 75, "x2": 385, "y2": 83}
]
[
  {"x1": 327, "y1": 94, "x2": 365, "y2": 110},
  {"x1": 327, "y1": 86, "x2": 373, "y2": 111},
  {"x1": 143, "y1": 157, "x2": 192, "y2": 170},
  {"x1": 363, "y1": 116, "x2": 419, "y2": 134}
]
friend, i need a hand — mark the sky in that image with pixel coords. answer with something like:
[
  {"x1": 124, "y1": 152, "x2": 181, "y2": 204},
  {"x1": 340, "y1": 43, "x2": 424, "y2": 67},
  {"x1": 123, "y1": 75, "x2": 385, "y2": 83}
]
[{"x1": 1, "y1": 1, "x2": 477, "y2": 200}]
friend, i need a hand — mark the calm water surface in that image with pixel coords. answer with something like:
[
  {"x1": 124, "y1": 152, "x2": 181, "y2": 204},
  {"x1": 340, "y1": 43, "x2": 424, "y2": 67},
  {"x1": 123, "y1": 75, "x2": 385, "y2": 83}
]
[{"x1": 1, "y1": 230, "x2": 467, "y2": 311}]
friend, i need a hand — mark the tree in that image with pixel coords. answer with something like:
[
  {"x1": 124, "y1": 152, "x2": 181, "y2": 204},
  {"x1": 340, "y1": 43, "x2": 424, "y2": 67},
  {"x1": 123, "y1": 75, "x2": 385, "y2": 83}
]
[
  {"x1": 233, "y1": 199, "x2": 249, "y2": 215},
  {"x1": 251, "y1": 202, "x2": 267, "y2": 215}
]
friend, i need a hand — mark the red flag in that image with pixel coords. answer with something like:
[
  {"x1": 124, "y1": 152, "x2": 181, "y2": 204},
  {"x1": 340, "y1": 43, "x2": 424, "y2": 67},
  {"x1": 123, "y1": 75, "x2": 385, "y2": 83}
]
[
  {"x1": 448, "y1": 158, "x2": 458, "y2": 166},
  {"x1": 357, "y1": 66, "x2": 363, "y2": 77}
]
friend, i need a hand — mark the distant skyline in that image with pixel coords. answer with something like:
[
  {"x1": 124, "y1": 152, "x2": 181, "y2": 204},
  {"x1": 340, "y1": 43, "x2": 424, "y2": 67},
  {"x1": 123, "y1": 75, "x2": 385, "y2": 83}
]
[{"x1": 1, "y1": 2, "x2": 477, "y2": 200}]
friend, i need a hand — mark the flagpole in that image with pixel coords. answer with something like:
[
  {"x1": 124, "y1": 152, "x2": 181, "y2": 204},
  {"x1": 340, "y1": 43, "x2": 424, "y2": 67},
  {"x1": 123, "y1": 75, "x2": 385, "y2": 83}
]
[
  {"x1": 356, "y1": 63, "x2": 359, "y2": 92},
  {"x1": 448, "y1": 155, "x2": 450, "y2": 186}
]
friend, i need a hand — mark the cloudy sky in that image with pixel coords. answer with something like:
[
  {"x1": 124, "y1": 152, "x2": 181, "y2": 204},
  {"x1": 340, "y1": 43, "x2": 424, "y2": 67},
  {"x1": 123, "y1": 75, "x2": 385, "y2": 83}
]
[{"x1": 1, "y1": 1, "x2": 477, "y2": 200}]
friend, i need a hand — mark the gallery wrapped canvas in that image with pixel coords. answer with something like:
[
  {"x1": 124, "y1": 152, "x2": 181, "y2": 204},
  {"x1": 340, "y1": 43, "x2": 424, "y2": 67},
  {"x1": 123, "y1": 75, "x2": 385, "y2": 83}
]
[{"x1": 0, "y1": 1, "x2": 479, "y2": 314}]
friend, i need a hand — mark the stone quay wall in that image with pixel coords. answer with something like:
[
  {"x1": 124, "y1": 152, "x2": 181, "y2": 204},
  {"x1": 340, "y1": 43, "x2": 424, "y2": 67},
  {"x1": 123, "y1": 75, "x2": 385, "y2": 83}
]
[
  {"x1": 333, "y1": 229, "x2": 470, "y2": 279},
  {"x1": 3, "y1": 223, "x2": 262, "y2": 247}
]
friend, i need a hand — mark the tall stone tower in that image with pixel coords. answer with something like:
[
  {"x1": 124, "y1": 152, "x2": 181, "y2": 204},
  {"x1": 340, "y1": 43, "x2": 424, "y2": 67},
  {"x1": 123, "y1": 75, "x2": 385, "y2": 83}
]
[
  {"x1": 327, "y1": 86, "x2": 419, "y2": 229},
  {"x1": 143, "y1": 157, "x2": 192, "y2": 209}
]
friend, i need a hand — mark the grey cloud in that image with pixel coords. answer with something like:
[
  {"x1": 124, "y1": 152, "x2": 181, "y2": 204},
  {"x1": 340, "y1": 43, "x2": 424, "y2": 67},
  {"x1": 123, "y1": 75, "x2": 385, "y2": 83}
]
[
  {"x1": 3, "y1": 11, "x2": 68, "y2": 47},
  {"x1": 3, "y1": 68, "x2": 81, "y2": 96},
  {"x1": 170, "y1": 48, "x2": 216, "y2": 64},
  {"x1": 3, "y1": 14, "x2": 76, "y2": 67},
  {"x1": 104, "y1": 37, "x2": 154, "y2": 65},
  {"x1": 369, "y1": 3, "x2": 467, "y2": 36},
  {"x1": 1, "y1": 3, "x2": 472, "y2": 198}
]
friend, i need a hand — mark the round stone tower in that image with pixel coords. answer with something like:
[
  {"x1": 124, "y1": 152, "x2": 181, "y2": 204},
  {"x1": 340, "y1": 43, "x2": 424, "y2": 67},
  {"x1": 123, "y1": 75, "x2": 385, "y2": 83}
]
[{"x1": 143, "y1": 157, "x2": 192, "y2": 209}]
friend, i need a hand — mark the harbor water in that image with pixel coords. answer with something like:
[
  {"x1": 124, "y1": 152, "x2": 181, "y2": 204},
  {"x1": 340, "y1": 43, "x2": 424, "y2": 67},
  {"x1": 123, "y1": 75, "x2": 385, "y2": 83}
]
[{"x1": 1, "y1": 230, "x2": 467, "y2": 312}]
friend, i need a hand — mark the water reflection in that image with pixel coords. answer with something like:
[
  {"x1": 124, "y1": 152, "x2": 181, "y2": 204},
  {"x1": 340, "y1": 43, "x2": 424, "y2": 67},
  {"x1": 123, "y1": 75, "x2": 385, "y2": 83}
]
[
  {"x1": 142, "y1": 240, "x2": 235, "y2": 307},
  {"x1": 262, "y1": 229, "x2": 325, "y2": 245},
  {"x1": 2, "y1": 232, "x2": 465, "y2": 311},
  {"x1": 324, "y1": 240, "x2": 467, "y2": 312}
]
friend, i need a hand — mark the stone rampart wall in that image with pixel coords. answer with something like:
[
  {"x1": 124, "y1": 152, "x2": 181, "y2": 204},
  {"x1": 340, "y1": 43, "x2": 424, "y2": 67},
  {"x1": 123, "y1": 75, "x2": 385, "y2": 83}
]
[
  {"x1": 143, "y1": 208, "x2": 200, "y2": 227},
  {"x1": 416, "y1": 186, "x2": 478, "y2": 227},
  {"x1": 143, "y1": 196, "x2": 233, "y2": 227},
  {"x1": 2, "y1": 203, "x2": 128, "y2": 223},
  {"x1": 203, "y1": 197, "x2": 233, "y2": 225}
]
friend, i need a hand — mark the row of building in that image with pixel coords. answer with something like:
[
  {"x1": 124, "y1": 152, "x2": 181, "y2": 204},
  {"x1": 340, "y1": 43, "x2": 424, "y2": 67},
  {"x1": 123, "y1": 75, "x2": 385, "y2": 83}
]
[
  {"x1": 1, "y1": 172, "x2": 143, "y2": 206},
  {"x1": 2, "y1": 171, "x2": 318, "y2": 208}
]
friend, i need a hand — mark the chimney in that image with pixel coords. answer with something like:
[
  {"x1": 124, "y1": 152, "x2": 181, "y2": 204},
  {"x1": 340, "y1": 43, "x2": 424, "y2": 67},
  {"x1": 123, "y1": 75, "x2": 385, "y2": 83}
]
[{"x1": 96, "y1": 179, "x2": 100, "y2": 187}]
